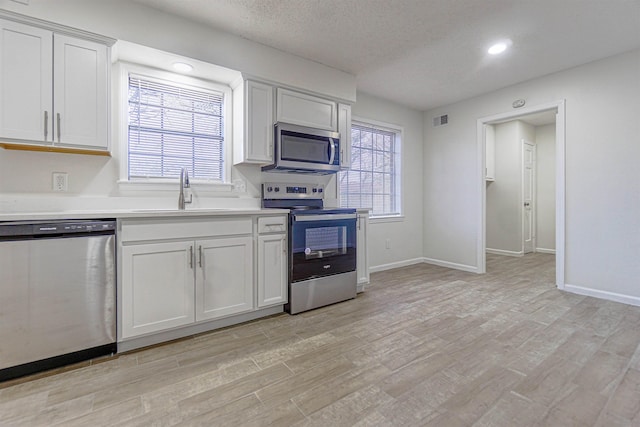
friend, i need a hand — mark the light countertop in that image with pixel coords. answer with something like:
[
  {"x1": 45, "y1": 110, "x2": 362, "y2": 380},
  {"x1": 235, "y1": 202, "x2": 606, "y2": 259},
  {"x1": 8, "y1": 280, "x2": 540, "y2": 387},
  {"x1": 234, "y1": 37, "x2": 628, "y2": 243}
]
[{"x1": 0, "y1": 208, "x2": 289, "y2": 222}]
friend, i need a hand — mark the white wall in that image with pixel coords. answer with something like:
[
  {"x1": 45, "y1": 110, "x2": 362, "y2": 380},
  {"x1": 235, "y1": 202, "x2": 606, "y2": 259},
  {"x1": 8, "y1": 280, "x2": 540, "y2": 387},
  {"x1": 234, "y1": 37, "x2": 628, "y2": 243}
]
[
  {"x1": 536, "y1": 123, "x2": 556, "y2": 252},
  {"x1": 336, "y1": 92, "x2": 424, "y2": 270},
  {"x1": 424, "y1": 49, "x2": 640, "y2": 303},
  {"x1": 0, "y1": 0, "x2": 355, "y2": 211}
]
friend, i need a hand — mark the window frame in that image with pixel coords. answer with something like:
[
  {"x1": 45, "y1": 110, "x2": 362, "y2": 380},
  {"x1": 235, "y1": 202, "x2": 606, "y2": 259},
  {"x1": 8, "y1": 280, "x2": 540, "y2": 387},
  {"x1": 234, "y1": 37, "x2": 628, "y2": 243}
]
[
  {"x1": 117, "y1": 62, "x2": 233, "y2": 191},
  {"x1": 338, "y1": 117, "x2": 403, "y2": 221}
]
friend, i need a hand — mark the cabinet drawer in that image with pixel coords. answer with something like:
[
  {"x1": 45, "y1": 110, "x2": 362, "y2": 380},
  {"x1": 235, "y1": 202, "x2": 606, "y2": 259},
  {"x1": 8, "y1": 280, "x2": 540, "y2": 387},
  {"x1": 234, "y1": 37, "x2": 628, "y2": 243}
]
[
  {"x1": 258, "y1": 216, "x2": 287, "y2": 234},
  {"x1": 121, "y1": 217, "x2": 253, "y2": 242}
]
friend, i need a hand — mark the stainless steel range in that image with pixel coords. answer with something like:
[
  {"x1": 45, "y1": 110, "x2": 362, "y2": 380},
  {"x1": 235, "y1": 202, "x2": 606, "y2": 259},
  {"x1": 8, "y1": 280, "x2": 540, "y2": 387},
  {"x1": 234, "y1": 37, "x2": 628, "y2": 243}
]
[{"x1": 262, "y1": 182, "x2": 357, "y2": 314}]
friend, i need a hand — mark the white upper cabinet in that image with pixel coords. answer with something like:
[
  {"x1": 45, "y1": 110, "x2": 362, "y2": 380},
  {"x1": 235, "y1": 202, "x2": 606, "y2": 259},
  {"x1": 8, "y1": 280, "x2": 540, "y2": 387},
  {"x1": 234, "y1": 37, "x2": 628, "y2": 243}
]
[
  {"x1": 0, "y1": 19, "x2": 52, "y2": 142},
  {"x1": 0, "y1": 16, "x2": 111, "y2": 152},
  {"x1": 338, "y1": 103, "x2": 352, "y2": 169},
  {"x1": 276, "y1": 88, "x2": 337, "y2": 131},
  {"x1": 53, "y1": 34, "x2": 108, "y2": 150},
  {"x1": 233, "y1": 79, "x2": 274, "y2": 164}
]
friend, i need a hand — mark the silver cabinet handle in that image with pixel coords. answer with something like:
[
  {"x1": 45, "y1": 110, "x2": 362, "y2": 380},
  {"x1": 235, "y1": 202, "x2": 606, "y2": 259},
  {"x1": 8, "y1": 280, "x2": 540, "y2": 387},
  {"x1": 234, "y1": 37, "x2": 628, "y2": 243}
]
[
  {"x1": 198, "y1": 246, "x2": 203, "y2": 267},
  {"x1": 44, "y1": 111, "x2": 49, "y2": 140},
  {"x1": 189, "y1": 246, "x2": 194, "y2": 269},
  {"x1": 56, "y1": 113, "x2": 61, "y2": 142}
]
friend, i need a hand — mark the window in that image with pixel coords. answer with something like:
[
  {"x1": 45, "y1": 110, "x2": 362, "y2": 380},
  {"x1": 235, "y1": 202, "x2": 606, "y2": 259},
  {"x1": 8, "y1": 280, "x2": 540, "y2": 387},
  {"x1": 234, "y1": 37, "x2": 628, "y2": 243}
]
[
  {"x1": 339, "y1": 121, "x2": 401, "y2": 217},
  {"x1": 126, "y1": 71, "x2": 228, "y2": 182}
]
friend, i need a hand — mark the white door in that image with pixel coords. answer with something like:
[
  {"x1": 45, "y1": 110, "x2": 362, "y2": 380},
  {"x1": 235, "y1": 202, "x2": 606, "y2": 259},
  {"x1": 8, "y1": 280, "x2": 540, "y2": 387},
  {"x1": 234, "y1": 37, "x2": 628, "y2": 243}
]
[
  {"x1": 195, "y1": 236, "x2": 254, "y2": 321},
  {"x1": 0, "y1": 19, "x2": 52, "y2": 142},
  {"x1": 121, "y1": 241, "x2": 195, "y2": 338},
  {"x1": 523, "y1": 140, "x2": 536, "y2": 253},
  {"x1": 257, "y1": 234, "x2": 287, "y2": 307},
  {"x1": 53, "y1": 34, "x2": 108, "y2": 150}
]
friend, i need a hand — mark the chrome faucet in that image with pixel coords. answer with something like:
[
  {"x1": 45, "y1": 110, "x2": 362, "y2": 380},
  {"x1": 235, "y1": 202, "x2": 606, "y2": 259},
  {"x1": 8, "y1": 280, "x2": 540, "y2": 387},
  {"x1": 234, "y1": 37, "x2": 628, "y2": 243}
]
[{"x1": 178, "y1": 167, "x2": 192, "y2": 210}]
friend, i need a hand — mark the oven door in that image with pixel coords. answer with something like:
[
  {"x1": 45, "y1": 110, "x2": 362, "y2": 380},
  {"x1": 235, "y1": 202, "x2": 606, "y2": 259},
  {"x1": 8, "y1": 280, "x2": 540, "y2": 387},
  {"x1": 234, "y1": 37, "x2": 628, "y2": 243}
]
[{"x1": 290, "y1": 213, "x2": 356, "y2": 283}]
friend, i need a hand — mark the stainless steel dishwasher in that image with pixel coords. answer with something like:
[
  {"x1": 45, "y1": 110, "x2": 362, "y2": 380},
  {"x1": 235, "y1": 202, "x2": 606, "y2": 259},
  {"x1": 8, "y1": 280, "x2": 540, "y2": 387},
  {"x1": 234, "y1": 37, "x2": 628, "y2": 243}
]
[{"x1": 0, "y1": 220, "x2": 117, "y2": 381}]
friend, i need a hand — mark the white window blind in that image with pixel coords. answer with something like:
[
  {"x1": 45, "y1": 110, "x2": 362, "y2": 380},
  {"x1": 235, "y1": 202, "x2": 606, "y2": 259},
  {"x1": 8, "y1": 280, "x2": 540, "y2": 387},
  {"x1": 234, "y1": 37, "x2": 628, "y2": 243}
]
[
  {"x1": 339, "y1": 122, "x2": 401, "y2": 216},
  {"x1": 128, "y1": 75, "x2": 225, "y2": 180}
]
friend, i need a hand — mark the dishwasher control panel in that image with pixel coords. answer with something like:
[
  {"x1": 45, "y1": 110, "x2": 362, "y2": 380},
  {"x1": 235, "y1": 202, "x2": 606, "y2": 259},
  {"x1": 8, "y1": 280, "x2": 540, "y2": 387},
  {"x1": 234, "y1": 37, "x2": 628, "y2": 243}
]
[{"x1": 0, "y1": 220, "x2": 116, "y2": 238}]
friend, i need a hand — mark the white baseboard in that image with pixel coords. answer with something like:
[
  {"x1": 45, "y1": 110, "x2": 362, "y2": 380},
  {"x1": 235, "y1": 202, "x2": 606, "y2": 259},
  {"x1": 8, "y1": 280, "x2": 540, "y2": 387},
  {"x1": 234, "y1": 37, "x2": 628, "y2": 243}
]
[
  {"x1": 370, "y1": 258, "x2": 425, "y2": 273},
  {"x1": 422, "y1": 257, "x2": 480, "y2": 274},
  {"x1": 486, "y1": 248, "x2": 523, "y2": 257},
  {"x1": 564, "y1": 284, "x2": 640, "y2": 307},
  {"x1": 535, "y1": 248, "x2": 556, "y2": 254}
]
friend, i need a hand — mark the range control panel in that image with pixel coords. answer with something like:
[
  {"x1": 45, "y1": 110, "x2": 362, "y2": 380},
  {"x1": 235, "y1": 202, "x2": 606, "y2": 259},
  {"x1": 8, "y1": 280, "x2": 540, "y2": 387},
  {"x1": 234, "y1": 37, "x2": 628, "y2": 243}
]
[{"x1": 262, "y1": 182, "x2": 325, "y2": 199}]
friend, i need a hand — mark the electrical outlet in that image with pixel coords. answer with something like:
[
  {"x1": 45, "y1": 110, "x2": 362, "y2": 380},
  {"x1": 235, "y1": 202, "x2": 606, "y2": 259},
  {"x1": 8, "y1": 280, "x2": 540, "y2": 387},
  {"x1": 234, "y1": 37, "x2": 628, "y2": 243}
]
[
  {"x1": 385, "y1": 238, "x2": 391, "y2": 249},
  {"x1": 52, "y1": 172, "x2": 68, "y2": 192}
]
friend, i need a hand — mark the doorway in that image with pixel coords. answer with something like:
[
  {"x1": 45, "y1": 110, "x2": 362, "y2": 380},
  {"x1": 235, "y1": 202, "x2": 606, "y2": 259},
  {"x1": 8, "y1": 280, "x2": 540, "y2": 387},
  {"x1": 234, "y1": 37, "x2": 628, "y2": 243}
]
[{"x1": 477, "y1": 100, "x2": 566, "y2": 289}]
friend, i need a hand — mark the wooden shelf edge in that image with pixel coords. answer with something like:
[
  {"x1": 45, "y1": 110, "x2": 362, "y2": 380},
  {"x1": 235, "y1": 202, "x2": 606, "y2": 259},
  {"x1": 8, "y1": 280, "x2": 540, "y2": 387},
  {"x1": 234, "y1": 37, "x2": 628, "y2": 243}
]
[{"x1": 0, "y1": 142, "x2": 111, "y2": 157}]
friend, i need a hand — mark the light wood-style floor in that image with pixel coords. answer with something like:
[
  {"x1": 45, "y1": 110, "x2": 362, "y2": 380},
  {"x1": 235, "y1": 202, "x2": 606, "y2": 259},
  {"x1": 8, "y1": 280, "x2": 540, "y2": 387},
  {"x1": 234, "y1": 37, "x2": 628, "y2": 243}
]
[{"x1": 2, "y1": 253, "x2": 640, "y2": 426}]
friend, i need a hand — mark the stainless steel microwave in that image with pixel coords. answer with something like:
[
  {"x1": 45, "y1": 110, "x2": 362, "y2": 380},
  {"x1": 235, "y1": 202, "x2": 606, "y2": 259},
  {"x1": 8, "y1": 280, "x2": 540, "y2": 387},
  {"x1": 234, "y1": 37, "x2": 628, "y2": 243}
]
[{"x1": 262, "y1": 122, "x2": 341, "y2": 174}]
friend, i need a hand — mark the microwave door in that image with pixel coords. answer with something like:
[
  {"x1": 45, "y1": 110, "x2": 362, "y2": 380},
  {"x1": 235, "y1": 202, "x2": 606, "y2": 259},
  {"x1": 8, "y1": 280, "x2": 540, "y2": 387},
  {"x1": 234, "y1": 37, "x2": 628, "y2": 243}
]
[{"x1": 281, "y1": 132, "x2": 331, "y2": 164}]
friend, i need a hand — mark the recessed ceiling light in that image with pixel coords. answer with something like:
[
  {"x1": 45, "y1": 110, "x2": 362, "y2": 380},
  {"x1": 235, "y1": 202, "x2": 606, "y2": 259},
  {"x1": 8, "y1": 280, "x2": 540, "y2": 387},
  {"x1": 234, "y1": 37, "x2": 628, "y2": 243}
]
[
  {"x1": 488, "y1": 42, "x2": 508, "y2": 55},
  {"x1": 173, "y1": 62, "x2": 193, "y2": 72}
]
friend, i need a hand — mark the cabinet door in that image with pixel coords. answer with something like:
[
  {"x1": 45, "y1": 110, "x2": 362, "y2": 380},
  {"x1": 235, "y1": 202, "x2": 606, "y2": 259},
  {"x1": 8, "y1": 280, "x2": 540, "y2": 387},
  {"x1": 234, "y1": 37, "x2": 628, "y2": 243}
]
[
  {"x1": 195, "y1": 236, "x2": 254, "y2": 321},
  {"x1": 53, "y1": 34, "x2": 108, "y2": 150},
  {"x1": 257, "y1": 234, "x2": 287, "y2": 307},
  {"x1": 338, "y1": 103, "x2": 352, "y2": 170},
  {"x1": 121, "y1": 241, "x2": 195, "y2": 338},
  {"x1": 356, "y1": 213, "x2": 370, "y2": 288},
  {"x1": 245, "y1": 80, "x2": 274, "y2": 163},
  {"x1": 276, "y1": 88, "x2": 337, "y2": 131},
  {"x1": 0, "y1": 19, "x2": 52, "y2": 142}
]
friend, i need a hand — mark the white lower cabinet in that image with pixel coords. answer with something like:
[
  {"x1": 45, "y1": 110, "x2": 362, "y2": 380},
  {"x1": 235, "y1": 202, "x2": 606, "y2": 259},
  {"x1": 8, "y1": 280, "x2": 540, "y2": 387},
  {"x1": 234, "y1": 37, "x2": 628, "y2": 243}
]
[
  {"x1": 119, "y1": 215, "x2": 287, "y2": 343},
  {"x1": 257, "y1": 233, "x2": 287, "y2": 307},
  {"x1": 196, "y1": 237, "x2": 254, "y2": 321},
  {"x1": 357, "y1": 212, "x2": 370, "y2": 290},
  {"x1": 120, "y1": 218, "x2": 256, "y2": 340},
  {"x1": 121, "y1": 241, "x2": 195, "y2": 338}
]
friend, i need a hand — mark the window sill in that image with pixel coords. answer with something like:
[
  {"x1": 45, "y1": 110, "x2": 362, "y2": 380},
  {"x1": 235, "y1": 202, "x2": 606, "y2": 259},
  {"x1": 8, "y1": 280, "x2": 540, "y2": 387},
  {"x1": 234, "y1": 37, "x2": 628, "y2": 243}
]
[
  {"x1": 117, "y1": 179, "x2": 234, "y2": 194},
  {"x1": 369, "y1": 215, "x2": 404, "y2": 224}
]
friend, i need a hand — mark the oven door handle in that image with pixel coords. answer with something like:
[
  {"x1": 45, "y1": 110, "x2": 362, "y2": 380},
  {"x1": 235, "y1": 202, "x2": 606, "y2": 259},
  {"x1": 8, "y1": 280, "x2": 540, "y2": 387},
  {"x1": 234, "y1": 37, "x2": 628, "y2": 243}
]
[{"x1": 293, "y1": 213, "x2": 356, "y2": 222}]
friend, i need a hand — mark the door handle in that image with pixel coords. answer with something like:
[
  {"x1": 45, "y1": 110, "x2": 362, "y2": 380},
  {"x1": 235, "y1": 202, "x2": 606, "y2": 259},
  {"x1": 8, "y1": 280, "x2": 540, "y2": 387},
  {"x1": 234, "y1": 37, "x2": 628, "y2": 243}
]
[
  {"x1": 189, "y1": 246, "x2": 194, "y2": 269},
  {"x1": 198, "y1": 245, "x2": 203, "y2": 267},
  {"x1": 56, "y1": 113, "x2": 61, "y2": 143},
  {"x1": 328, "y1": 138, "x2": 336, "y2": 165},
  {"x1": 44, "y1": 111, "x2": 49, "y2": 140}
]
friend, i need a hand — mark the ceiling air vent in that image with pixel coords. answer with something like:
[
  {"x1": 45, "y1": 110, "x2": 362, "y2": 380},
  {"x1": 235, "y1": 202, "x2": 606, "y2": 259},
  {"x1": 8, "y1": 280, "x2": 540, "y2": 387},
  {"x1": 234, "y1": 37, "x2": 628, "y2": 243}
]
[{"x1": 433, "y1": 114, "x2": 448, "y2": 127}]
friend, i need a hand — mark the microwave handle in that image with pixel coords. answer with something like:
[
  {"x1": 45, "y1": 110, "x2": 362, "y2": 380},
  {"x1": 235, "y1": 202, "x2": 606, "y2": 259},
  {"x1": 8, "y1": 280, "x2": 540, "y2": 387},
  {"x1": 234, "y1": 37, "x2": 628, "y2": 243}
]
[{"x1": 329, "y1": 138, "x2": 336, "y2": 165}]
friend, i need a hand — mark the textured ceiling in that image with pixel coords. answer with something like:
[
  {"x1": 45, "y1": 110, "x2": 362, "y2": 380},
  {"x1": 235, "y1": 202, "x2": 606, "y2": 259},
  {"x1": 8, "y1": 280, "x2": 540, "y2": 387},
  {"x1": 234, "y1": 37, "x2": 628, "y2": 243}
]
[{"x1": 132, "y1": 0, "x2": 640, "y2": 111}]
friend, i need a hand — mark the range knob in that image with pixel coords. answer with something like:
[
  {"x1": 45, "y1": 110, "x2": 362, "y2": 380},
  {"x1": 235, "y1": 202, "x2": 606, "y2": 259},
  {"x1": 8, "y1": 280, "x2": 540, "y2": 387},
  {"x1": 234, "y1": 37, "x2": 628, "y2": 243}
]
[
  {"x1": 312, "y1": 188, "x2": 318, "y2": 193},
  {"x1": 266, "y1": 186, "x2": 273, "y2": 193},
  {"x1": 318, "y1": 188, "x2": 323, "y2": 193},
  {"x1": 274, "y1": 187, "x2": 280, "y2": 192}
]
